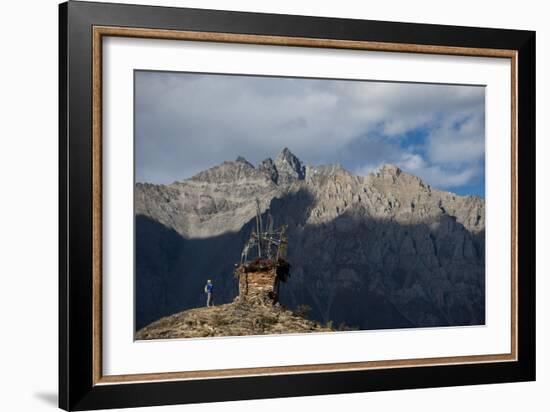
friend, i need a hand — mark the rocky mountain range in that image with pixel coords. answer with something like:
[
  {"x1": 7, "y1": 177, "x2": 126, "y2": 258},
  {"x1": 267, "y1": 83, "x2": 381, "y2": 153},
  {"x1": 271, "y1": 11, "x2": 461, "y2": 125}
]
[{"x1": 135, "y1": 148, "x2": 485, "y2": 332}]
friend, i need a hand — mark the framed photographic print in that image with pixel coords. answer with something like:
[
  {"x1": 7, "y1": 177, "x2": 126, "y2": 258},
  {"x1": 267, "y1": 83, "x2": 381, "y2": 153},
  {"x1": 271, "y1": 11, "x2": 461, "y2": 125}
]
[{"x1": 59, "y1": 1, "x2": 536, "y2": 410}]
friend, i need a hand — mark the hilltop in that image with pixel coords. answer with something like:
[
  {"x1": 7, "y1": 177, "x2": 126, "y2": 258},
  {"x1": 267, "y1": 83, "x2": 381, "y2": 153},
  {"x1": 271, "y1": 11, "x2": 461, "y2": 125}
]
[{"x1": 136, "y1": 301, "x2": 333, "y2": 340}]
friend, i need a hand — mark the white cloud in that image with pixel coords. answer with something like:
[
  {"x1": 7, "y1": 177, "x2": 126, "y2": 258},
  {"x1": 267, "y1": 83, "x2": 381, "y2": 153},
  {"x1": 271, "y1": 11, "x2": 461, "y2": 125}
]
[
  {"x1": 426, "y1": 113, "x2": 485, "y2": 165},
  {"x1": 398, "y1": 153, "x2": 427, "y2": 171},
  {"x1": 397, "y1": 159, "x2": 482, "y2": 189},
  {"x1": 135, "y1": 71, "x2": 485, "y2": 193}
]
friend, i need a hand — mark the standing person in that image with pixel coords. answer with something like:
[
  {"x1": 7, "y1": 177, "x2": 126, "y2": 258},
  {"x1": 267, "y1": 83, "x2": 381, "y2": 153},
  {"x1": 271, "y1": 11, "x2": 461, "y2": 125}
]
[{"x1": 204, "y1": 279, "x2": 214, "y2": 307}]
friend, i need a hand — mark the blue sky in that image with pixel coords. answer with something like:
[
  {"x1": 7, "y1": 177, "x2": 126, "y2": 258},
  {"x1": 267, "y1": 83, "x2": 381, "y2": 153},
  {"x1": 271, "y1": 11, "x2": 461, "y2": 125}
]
[{"x1": 135, "y1": 71, "x2": 485, "y2": 197}]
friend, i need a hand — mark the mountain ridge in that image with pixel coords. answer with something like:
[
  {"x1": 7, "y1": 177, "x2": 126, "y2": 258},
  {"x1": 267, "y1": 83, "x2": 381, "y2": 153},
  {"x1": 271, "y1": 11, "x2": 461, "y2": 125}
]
[
  {"x1": 135, "y1": 148, "x2": 485, "y2": 331},
  {"x1": 136, "y1": 148, "x2": 484, "y2": 239}
]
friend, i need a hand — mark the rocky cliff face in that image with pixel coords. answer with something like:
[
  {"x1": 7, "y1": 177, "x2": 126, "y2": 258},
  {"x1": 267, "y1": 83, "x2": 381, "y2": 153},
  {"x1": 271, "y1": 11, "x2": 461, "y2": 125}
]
[{"x1": 135, "y1": 148, "x2": 485, "y2": 331}]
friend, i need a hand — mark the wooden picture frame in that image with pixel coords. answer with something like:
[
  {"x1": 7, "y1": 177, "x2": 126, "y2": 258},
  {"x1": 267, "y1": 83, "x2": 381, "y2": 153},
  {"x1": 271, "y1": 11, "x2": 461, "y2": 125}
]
[{"x1": 59, "y1": 1, "x2": 535, "y2": 410}]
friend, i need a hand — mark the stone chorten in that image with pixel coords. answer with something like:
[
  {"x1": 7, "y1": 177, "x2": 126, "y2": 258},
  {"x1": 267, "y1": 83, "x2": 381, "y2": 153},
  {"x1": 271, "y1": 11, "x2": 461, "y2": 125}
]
[{"x1": 234, "y1": 200, "x2": 290, "y2": 304}]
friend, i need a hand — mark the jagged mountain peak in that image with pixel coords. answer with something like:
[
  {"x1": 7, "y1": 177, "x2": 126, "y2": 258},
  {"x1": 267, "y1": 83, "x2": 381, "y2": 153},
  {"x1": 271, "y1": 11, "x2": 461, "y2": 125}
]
[
  {"x1": 188, "y1": 157, "x2": 264, "y2": 185},
  {"x1": 188, "y1": 148, "x2": 307, "y2": 186},
  {"x1": 275, "y1": 147, "x2": 306, "y2": 183},
  {"x1": 378, "y1": 164, "x2": 402, "y2": 175},
  {"x1": 277, "y1": 146, "x2": 298, "y2": 160},
  {"x1": 235, "y1": 155, "x2": 253, "y2": 165},
  {"x1": 369, "y1": 163, "x2": 430, "y2": 191}
]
